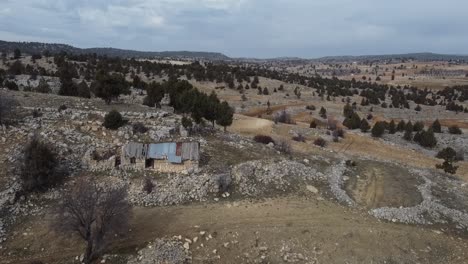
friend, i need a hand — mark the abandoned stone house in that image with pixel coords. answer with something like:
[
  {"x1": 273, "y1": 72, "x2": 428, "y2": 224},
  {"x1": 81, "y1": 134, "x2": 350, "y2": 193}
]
[{"x1": 119, "y1": 141, "x2": 200, "y2": 173}]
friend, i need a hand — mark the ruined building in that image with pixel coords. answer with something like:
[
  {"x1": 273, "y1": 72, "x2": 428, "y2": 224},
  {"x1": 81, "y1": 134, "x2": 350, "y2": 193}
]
[{"x1": 120, "y1": 141, "x2": 200, "y2": 173}]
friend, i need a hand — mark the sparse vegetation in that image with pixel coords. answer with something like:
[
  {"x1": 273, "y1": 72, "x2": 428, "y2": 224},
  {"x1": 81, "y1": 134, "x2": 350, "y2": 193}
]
[{"x1": 448, "y1": 125, "x2": 462, "y2": 134}]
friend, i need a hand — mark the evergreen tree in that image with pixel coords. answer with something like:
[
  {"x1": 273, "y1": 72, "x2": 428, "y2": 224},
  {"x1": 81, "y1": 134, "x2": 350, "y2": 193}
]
[
  {"x1": 343, "y1": 112, "x2": 361, "y2": 129},
  {"x1": 319, "y1": 107, "x2": 327, "y2": 118},
  {"x1": 13, "y1": 48, "x2": 21, "y2": 59},
  {"x1": 343, "y1": 103, "x2": 353, "y2": 118},
  {"x1": 431, "y1": 119, "x2": 442, "y2": 133},
  {"x1": 94, "y1": 72, "x2": 130, "y2": 104},
  {"x1": 413, "y1": 121, "x2": 424, "y2": 132},
  {"x1": 216, "y1": 101, "x2": 234, "y2": 131},
  {"x1": 77, "y1": 81, "x2": 91, "y2": 98},
  {"x1": 35, "y1": 78, "x2": 51, "y2": 93},
  {"x1": 360, "y1": 118, "x2": 370, "y2": 132},
  {"x1": 371, "y1": 121, "x2": 386, "y2": 137}
]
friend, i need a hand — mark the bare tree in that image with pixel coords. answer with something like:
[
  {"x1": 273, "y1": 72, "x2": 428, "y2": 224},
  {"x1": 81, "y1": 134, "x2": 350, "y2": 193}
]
[{"x1": 56, "y1": 178, "x2": 131, "y2": 264}]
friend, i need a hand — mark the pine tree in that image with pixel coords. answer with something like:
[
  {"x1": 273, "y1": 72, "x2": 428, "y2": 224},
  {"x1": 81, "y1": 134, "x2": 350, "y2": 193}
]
[
  {"x1": 388, "y1": 120, "x2": 396, "y2": 134},
  {"x1": 431, "y1": 119, "x2": 442, "y2": 133},
  {"x1": 397, "y1": 120, "x2": 406, "y2": 131},
  {"x1": 343, "y1": 112, "x2": 361, "y2": 129},
  {"x1": 371, "y1": 121, "x2": 385, "y2": 137},
  {"x1": 319, "y1": 107, "x2": 327, "y2": 119},
  {"x1": 360, "y1": 118, "x2": 370, "y2": 132},
  {"x1": 216, "y1": 101, "x2": 234, "y2": 131}
]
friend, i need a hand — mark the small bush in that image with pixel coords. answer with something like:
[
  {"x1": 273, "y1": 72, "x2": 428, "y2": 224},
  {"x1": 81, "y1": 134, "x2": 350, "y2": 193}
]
[
  {"x1": 436, "y1": 147, "x2": 457, "y2": 161},
  {"x1": 103, "y1": 110, "x2": 126, "y2": 130},
  {"x1": 58, "y1": 104, "x2": 67, "y2": 112},
  {"x1": 181, "y1": 116, "x2": 193, "y2": 130},
  {"x1": 32, "y1": 109, "x2": 42, "y2": 118},
  {"x1": 132, "y1": 122, "x2": 148, "y2": 134},
  {"x1": 306, "y1": 105, "x2": 316, "y2": 111},
  {"x1": 292, "y1": 134, "x2": 306, "y2": 142},
  {"x1": 253, "y1": 135, "x2": 275, "y2": 145},
  {"x1": 313, "y1": 137, "x2": 327, "y2": 147},
  {"x1": 143, "y1": 177, "x2": 155, "y2": 194},
  {"x1": 217, "y1": 173, "x2": 232, "y2": 193},
  {"x1": 309, "y1": 120, "x2": 317, "y2": 128},
  {"x1": 334, "y1": 128, "x2": 345, "y2": 138},
  {"x1": 448, "y1": 125, "x2": 462, "y2": 135},
  {"x1": 436, "y1": 160, "x2": 458, "y2": 174}
]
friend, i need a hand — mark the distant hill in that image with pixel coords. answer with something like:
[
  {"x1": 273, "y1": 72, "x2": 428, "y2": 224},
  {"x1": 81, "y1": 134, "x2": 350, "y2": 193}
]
[
  {"x1": 0, "y1": 40, "x2": 230, "y2": 60},
  {"x1": 315, "y1": 52, "x2": 468, "y2": 62}
]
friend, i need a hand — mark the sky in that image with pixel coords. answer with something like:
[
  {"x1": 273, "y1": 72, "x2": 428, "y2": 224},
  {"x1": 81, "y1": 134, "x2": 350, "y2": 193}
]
[{"x1": 0, "y1": 0, "x2": 467, "y2": 58}]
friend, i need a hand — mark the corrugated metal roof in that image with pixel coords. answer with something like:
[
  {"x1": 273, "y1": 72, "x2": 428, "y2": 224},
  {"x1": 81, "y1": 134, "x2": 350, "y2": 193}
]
[
  {"x1": 125, "y1": 141, "x2": 199, "y2": 162},
  {"x1": 123, "y1": 143, "x2": 147, "y2": 159}
]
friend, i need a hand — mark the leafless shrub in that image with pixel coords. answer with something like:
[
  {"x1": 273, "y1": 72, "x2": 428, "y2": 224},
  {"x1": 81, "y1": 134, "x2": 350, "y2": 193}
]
[
  {"x1": 275, "y1": 139, "x2": 292, "y2": 154},
  {"x1": 56, "y1": 178, "x2": 131, "y2": 264},
  {"x1": 274, "y1": 110, "x2": 295, "y2": 124}
]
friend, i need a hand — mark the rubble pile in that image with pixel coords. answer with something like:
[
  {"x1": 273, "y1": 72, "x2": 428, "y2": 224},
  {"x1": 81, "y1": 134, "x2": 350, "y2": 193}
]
[
  {"x1": 129, "y1": 172, "x2": 220, "y2": 206},
  {"x1": 127, "y1": 238, "x2": 191, "y2": 264},
  {"x1": 231, "y1": 159, "x2": 325, "y2": 196}
]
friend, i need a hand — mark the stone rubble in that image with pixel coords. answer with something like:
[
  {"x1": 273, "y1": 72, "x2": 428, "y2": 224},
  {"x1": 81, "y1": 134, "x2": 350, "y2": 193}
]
[
  {"x1": 370, "y1": 169, "x2": 468, "y2": 228},
  {"x1": 326, "y1": 161, "x2": 356, "y2": 206},
  {"x1": 127, "y1": 238, "x2": 191, "y2": 264},
  {"x1": 231, "y1": 159, "x2": 325, "y2": 196}
]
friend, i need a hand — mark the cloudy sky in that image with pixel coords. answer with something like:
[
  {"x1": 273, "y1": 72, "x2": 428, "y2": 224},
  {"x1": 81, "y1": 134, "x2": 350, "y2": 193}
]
[{"x1": 0, "y1": 0, "x2": 467, "y2": 58}]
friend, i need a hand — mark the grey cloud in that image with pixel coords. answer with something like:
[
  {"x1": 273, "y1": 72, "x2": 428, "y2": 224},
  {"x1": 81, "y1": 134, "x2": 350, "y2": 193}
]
[{"x1": 0, "y1": 0, "x2": 467, "y2": 58}]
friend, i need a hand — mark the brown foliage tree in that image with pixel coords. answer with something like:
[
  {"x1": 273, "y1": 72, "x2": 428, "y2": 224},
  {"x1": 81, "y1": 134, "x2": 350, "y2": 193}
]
[{"x1": 56, "y1": 178, "x2": 131, "y2": 264}]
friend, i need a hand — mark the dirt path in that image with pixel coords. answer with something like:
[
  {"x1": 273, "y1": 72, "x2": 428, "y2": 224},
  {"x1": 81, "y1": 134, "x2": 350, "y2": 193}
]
[{"x1": 2, "y1": 196, "x2": 468, "y2": 264}]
